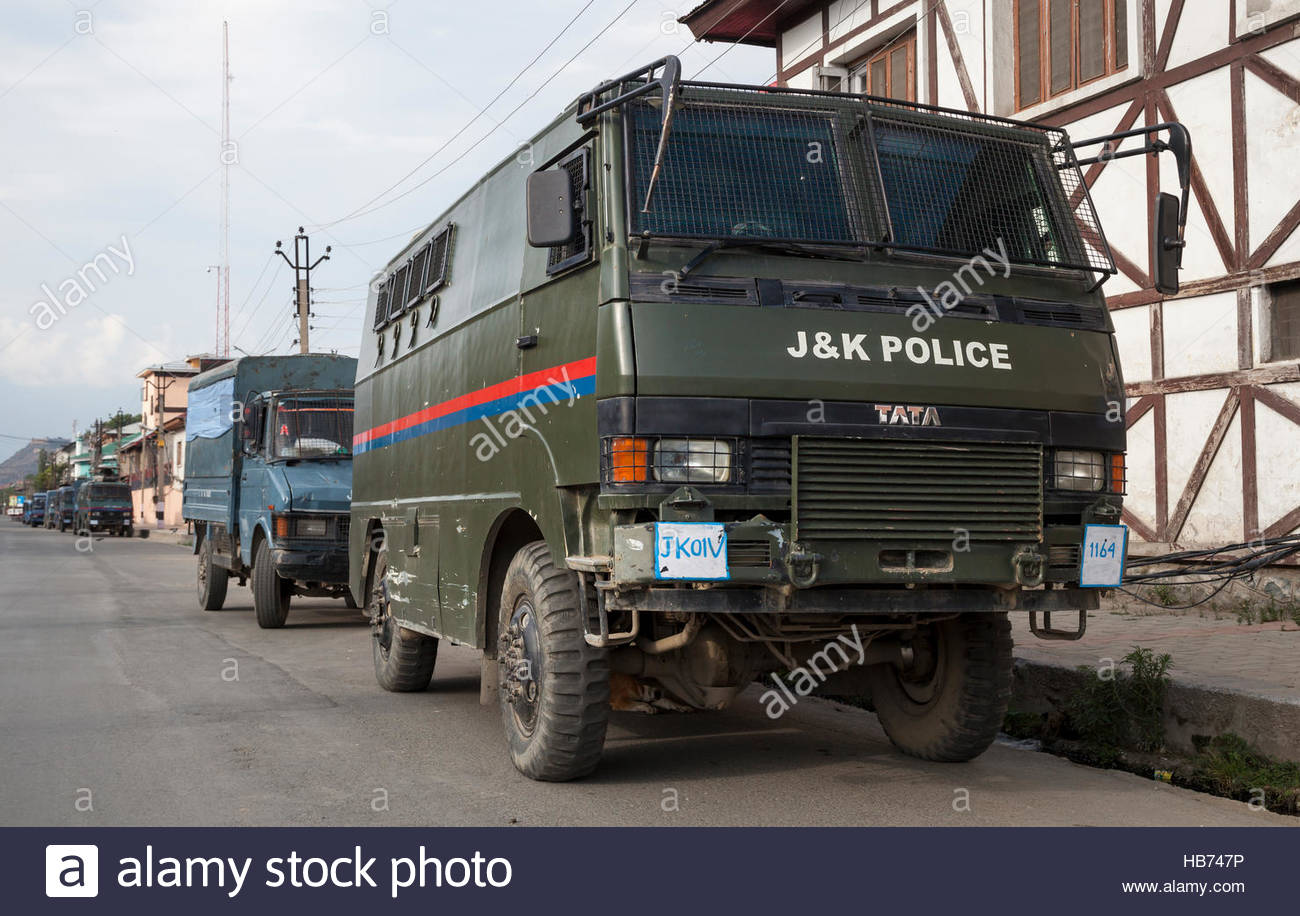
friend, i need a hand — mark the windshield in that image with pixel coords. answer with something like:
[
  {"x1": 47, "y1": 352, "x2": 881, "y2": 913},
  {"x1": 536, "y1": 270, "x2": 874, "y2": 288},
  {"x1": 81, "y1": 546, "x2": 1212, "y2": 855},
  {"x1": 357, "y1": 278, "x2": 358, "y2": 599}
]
[
  {"x1": 629, "y1": 100, "x2": 865, "y2": 243},
  {"x1": 85, "y1": 484, "x2": 131, "y2": 506},
  {"x1": 625, "y1": 88, "x2": 1106, "y2": 274},
  {"x1": 272, "y1": 394, "x2": 354, "y2": 460}
]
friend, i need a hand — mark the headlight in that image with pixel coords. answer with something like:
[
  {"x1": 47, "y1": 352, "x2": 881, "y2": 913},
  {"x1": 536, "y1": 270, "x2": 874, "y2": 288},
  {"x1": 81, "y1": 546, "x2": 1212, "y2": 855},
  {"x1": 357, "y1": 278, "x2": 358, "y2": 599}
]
[
  {"x1": 1052, "y1": 449, "x2": 1105, "y2": 492},
  {"x1": 296, "y1": 517, "x2": 329, "y2": 539},
  {"x1": 654, "y1": 438, "x2": 733, "y2": 484}
]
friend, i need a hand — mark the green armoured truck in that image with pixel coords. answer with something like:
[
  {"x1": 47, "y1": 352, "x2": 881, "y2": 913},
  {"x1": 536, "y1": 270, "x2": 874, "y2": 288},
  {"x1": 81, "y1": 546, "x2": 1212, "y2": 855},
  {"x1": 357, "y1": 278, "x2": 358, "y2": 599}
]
[{"x1": 351, "y1": 58, "x2": 1190, "y2": 780}]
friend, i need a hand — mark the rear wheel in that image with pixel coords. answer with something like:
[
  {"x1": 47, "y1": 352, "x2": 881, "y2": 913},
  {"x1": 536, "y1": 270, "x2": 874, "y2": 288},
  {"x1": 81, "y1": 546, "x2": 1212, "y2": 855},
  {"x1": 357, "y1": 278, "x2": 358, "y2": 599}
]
[
  {"x1": 370, "y1": 548, "x2": 437, "y2": 691},
  {"x1": 498, "y1": 541, "x2": 609, "y2": 781},
  {"x1": 868, "y1": 613, "x2": 1013, "y2": 763},
  {"x1": 251, "y1": 537, "x2": 291, "y2": 628},
  {"x1": 197, "y1": 536, "x2": 229, "y2": 611}
]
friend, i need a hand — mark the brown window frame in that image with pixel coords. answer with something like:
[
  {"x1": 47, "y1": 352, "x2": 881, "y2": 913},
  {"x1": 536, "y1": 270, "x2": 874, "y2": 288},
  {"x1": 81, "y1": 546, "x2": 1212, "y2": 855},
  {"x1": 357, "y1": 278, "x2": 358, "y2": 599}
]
[
  {"x1": 850, "y1": 30, "x2": 917, "y2": 103},
  {"x1": 1015, "y1": 0, "x2": 1129, "y2": 111}
]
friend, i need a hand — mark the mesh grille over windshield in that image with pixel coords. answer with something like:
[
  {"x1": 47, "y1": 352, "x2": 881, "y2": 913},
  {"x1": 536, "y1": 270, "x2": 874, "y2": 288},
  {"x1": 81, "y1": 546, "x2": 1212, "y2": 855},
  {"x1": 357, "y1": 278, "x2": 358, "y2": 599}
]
[{"x1": 623, "y1": 85, "x2": 1113, "y2": 276}]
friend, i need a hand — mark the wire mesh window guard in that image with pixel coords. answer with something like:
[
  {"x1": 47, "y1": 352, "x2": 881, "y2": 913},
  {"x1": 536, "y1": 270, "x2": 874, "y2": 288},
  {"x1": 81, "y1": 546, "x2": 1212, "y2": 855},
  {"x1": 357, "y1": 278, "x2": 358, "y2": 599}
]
[
  {"x1": 386, "y1": 261, "x2": 411, "y2": 323},
  {"x1": 373, "y1": 223, "x2": 455, "y2": 331},
  {"x1": 621, "y1": 83, "x2": 1114, "y2": 277},
  {"x1": 372, "y1": 276, "x2": 392, "y2": 331},
  {"x1": 424, "y1": 223, "x2": 454, "y2": 295},
  {"x1": 547, "y1": 151, "x2": 592, "y2": 274}
]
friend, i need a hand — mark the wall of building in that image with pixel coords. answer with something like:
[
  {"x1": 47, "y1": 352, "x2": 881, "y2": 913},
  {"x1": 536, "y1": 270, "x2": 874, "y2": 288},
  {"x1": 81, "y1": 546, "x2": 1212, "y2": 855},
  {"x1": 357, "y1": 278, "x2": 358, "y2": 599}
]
[{"x1": 766, "y1": 0, "x2": 1300, "y2": 547}]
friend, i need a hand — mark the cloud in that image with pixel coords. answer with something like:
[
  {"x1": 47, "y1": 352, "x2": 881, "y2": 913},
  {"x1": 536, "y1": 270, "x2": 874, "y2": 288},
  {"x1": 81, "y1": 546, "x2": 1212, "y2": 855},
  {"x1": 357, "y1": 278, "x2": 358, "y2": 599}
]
[{"x1": 0, "y1": 311, "x2": 168, "y2": 388}]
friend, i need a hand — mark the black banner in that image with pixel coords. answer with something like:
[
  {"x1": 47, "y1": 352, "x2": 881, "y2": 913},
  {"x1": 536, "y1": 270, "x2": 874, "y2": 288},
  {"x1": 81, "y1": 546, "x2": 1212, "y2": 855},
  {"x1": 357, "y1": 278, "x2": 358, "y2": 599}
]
[{"x1": 6, "y1": 827, "x2": 1289, "y2": 913}]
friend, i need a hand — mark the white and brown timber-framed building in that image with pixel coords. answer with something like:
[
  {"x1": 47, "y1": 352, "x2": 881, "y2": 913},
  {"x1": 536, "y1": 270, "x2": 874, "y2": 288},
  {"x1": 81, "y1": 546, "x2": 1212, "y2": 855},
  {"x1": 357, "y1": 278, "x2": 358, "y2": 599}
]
[{"x1": 682, "y1": 0, "x2": 1300, "y2": 552}]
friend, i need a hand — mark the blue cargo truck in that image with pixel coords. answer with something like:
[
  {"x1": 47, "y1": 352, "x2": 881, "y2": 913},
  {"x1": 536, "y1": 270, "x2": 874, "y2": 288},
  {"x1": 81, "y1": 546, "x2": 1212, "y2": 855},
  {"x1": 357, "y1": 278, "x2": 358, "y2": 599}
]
[
  {"x1": 26, "y1": 492, "x2": 46, "y2": 527},
  {"x1": 182, "y1": 355, "x2": 358, "y2": 628}
]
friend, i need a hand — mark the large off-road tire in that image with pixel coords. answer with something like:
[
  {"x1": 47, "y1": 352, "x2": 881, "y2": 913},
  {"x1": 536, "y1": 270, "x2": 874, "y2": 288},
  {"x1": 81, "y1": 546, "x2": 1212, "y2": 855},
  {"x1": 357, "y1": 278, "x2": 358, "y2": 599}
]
[
  {"x1": 370, "y1": 548, "x2": 437, "y2": 691},
  {"x1": 498, "y1": 540, "x2": 609, "y2": 782},
  {"x1": 251, "y1": 537, "x2": 291, "y2": 628},
  {"x1": 868, "y1": 613, "x2": 1013, "y2": 763},
  {"x1": 197, "y1": 536, "x2": 229, "y2": 611}
]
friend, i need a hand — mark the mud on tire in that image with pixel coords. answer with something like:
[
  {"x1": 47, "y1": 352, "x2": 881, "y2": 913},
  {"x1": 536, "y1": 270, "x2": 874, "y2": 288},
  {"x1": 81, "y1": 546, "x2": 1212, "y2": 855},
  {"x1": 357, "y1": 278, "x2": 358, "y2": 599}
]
[
  {"x1": 498, "y1": 540, "x2": 609, "y2": 782},
  {"x1": 868, "y1": 612, "x2": 1013, "y2": 763},
  {"x1": 370, "y1": 548, "x2": 437, "y2": 692}
]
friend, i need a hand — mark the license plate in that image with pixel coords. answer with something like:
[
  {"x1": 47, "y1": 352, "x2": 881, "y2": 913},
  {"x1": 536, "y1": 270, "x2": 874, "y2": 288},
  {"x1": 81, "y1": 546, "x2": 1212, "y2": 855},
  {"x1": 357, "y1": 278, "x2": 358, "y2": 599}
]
[
  {"x1": 655, "y1": 522, "x2": 728, "y2": 580},
  {"x1": 1080, "y1": 524, "x2": 1127, "y2": 587},
  {"x1": 89, "y1": 520, "x2": 98, "y2": 526}
]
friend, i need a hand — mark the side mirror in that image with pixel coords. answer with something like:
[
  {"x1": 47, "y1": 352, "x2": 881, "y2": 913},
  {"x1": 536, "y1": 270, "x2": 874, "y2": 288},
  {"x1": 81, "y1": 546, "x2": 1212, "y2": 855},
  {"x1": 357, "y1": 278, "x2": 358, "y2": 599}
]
[
  {"x1": 526, "y1": 169, "x2": 578, "y2": 248},
  {"x1": 1152, "y1": 192, "x2": 1184, "y2": 296},
  {"x1": 240, "y1": 403, "x2": 264, "y2": 457}
]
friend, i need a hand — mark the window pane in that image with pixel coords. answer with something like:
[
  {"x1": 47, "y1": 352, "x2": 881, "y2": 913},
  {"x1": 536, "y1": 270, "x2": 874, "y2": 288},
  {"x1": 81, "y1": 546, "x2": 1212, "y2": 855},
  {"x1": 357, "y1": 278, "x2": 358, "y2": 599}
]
[
  {"x1": 1079, "y1": 0, "x2": 1106, "y2": 81},
  {"x1": 891, "y1": 47, "x2": 910, "y2": 100},
  {"x1": 1050, "y1": 0, "x2": 1073, "y2": 94},
  {"x1": 871, "y1": 58, "x2": 888, "y2": 96},
  {"x1": 627, "y1": 101, "x2": 858, "y2": 243},
  {"x1": 1272, "y1": 279, "x2": 1300, "y2": 360},
  {"x1": 872, "y1": 121, "x2": 1079, "y2": 266},
  {"x1": 1018, "y1": 0, "x2": 1041, "y2": 106},
  {"x1": 1114, "y1": 0, "x2": 1128, "y2": 69}
]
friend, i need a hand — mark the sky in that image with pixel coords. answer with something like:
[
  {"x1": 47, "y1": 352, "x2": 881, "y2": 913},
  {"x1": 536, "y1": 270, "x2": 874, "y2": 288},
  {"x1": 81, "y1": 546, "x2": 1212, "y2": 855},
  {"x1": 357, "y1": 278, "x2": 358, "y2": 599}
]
[{"x1": 0, "y1": 0, "x2": 771, "y2": 460}]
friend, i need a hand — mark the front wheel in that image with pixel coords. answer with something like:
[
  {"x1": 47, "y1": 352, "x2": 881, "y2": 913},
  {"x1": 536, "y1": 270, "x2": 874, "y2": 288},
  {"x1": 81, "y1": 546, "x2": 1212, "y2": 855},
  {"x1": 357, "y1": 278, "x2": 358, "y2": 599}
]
[
  {"x1": 197, "y1": 537, "x2": 229, "y2": 611},
  {"x1": 868, "y1": 613, "x2": 1013, "y2": 763},
  {"x1": 498, "y1": 541, "x2": 610, "y2": 781},
  {"x1": 370, "y1": 548, "x2": 437, "y2": 691},
  {"x1": 251, "y1": 538, "x2": 291, "y2": 628}
]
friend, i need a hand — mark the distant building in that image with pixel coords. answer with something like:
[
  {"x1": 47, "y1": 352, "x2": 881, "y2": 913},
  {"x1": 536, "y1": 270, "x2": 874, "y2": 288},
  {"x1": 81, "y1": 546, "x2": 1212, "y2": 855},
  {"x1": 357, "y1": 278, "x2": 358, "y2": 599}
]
[{"x1": 117, "y1": 356, "x2": 227, "y2": 528}]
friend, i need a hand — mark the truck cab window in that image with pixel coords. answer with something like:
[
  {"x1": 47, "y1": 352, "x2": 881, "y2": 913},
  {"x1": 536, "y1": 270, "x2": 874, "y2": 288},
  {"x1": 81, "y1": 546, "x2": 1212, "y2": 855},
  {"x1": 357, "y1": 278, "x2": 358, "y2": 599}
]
[{"x1": 272, "y1": 395, "x2": 355, "y2": 460}]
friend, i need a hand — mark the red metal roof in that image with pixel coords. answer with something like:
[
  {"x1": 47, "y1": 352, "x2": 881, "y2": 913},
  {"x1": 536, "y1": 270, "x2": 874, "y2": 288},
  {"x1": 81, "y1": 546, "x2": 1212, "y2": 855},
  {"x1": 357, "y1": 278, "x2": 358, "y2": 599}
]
[{"x1": 679, "y1": 0, "x2": 824, "y2": 46}]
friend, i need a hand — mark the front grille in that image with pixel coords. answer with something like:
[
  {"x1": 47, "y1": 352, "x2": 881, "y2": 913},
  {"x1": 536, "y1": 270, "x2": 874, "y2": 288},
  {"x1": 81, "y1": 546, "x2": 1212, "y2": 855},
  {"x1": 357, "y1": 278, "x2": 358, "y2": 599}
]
[
  {"x1": 795, "y1": 438, "x2": 1043, "y2": 543},
  {"x1": 1048, "y1": 544, "x2": 1081, "y2": 572},
  {"x1": 749, "y1": 438, "x2": 792, "y2": 491},
  {"x1": 728, "y1": 540, "x2": 772, "y2": 568}
]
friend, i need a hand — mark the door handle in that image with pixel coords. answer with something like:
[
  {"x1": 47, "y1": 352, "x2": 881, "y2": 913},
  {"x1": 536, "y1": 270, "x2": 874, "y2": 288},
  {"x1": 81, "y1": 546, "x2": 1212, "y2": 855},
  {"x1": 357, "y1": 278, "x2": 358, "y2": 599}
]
[{"x1": 515, "y1": 334, "x2": 539, "y2": 350}]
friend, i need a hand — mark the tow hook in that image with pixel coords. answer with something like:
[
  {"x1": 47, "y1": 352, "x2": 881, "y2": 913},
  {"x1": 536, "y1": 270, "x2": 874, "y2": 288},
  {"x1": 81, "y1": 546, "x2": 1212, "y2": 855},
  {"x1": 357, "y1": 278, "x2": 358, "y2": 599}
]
[
  {"x1": 785, "y1": 543, "x2": 823, "y2": 588},
  {"x1": 1012, "y1": 548, "x2": 1045, "y2": 587}
]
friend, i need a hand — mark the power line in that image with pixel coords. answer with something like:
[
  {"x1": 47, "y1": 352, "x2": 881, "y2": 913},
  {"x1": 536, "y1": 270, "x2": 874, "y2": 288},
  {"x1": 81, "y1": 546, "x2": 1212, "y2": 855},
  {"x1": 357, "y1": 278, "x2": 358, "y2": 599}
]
[
  {"x1": 316, "y1": 0, "x2": 602, "y2": 230},
  {"x1": 228, "y1": 250, "x2": 275, "y2": 331},
  {"x1": 232, "y1": 260, "x2": 285, "y2": 346},
  {"x1": 318, "y1": 0, "x2": 641, "y2": 230}
]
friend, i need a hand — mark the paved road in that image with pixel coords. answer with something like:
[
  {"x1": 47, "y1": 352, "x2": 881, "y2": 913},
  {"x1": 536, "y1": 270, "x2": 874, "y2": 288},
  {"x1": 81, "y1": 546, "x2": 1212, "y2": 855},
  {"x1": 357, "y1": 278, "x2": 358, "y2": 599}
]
[{"x1": 0, "y1": 522, "x2": 1288, "y2": 827}]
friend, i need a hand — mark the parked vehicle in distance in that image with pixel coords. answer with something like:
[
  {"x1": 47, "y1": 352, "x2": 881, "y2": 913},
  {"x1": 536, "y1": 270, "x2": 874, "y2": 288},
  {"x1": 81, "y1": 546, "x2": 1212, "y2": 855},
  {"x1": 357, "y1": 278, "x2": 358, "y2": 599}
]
[
  {"x1": 75, "y1": 481, "x2": 134, "y2": 537},
  {"x1": 351, "y1": 59, "x2": 1191, "y2": 781},
  {"x1": 183, "y1": 355, "x2": 358, "y2": 628},
  {"x1": 54, "y1": 485, "x2": 78, "y2": 532},
  {"x1": 26, "y1": 493, "x2": 46, "y2": 527},
  {"x1": 43, "y1": 489, "x2": 59, "y2": 529}
]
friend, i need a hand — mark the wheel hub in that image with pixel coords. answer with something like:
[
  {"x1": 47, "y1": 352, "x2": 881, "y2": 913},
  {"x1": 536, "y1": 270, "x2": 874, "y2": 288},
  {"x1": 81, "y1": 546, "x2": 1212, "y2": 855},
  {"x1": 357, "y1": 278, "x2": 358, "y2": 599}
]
[{"x1": 501, "y1": 601, "x2": 542, "y2": 734}]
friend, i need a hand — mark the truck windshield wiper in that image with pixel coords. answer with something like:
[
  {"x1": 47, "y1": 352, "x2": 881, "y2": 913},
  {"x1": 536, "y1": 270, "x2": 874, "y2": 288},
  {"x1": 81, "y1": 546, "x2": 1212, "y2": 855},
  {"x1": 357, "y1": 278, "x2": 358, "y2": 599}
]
[{"x1": 679, "y1": 240, "x2": 864, "y2": 278}]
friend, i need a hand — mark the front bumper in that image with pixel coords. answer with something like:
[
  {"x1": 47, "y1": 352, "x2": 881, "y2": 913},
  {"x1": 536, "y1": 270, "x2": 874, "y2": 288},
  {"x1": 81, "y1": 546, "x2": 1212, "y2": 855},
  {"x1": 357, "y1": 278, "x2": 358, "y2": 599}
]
[
  {"x1": 587, "y1": 515, "x2": 1106, "y2": 615},
  {"x1": 271, "y1": 543, "x2": 349, "y2": 583}
]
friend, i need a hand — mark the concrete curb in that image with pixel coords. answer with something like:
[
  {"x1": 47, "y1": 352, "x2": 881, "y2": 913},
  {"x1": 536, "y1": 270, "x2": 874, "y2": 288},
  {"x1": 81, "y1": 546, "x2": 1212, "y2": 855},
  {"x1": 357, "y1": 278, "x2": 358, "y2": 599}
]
[{"x1": 1012, "y1": 657, "x2": 1300, "y2": 764}]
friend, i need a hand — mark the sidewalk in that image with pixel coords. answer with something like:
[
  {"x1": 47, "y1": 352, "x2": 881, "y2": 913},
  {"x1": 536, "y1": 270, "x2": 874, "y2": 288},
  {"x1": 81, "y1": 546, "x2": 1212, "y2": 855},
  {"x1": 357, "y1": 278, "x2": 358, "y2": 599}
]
[
  {"x1": 1011, "y1": 603, "x2": 1300, "y2": 761},
  {"x1": 130, "y1": 527, "x2": 192, "y2": 548}
]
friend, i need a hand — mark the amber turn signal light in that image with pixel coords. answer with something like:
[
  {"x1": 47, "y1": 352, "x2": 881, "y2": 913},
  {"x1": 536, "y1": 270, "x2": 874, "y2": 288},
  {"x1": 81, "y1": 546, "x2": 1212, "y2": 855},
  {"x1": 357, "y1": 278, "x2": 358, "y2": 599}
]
[
  {"x1": 1110, "y1": 453, "x2": 1126, "y2": 494},
  {"x1": 610, "y1": 437, "x2": 650, "y2": 483}
]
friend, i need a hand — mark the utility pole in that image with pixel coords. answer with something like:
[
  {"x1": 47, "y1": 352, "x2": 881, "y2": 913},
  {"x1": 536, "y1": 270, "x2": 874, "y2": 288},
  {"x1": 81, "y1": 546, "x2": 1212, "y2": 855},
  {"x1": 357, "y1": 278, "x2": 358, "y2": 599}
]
[
  {"x1": 275, "y1": 228, "x2": 330, "y2": 355},
  {"x1": 216, "y1": 21, "x2": 233, "y2": 358}
]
